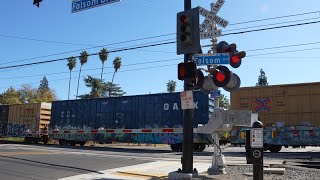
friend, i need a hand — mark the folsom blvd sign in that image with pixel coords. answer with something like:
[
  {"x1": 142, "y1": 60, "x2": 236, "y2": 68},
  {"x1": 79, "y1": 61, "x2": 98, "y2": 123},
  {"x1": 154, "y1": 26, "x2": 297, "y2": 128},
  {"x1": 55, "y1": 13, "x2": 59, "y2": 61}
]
[{"x1": 72, "y1": 0, "x2": 120, "y2": 13}]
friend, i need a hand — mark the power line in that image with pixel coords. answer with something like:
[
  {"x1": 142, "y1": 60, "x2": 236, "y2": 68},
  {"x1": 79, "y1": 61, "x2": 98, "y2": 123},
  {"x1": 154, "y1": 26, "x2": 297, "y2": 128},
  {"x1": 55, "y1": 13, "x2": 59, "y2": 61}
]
[
  {"x1": 245, "y1": 41, "x2": 320, "y2": 52},
  {"x1": 0, "y1": 58, "x2": 181, "y2": 80},
  {"x1": 228, "y1": 10, "x2": 320, "y2": 26},
  {"x1": 1, "y1": 20, "x2": 320, "y2": 71},
  {"x1": 221, "y1": 20, "x2": 320, "y2": 36},
  {"x1": 1, "y1": 10, "x2": 319, "y2": 66}
]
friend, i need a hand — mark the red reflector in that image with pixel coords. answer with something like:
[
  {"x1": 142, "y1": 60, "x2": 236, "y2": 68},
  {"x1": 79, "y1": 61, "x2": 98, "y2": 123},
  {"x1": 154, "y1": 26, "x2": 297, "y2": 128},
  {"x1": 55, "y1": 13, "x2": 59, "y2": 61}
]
[
  {"x1": 232, "y1": 55, "x2": 240, "y2": 63},
  {"x1": 162, "y1": 128, "x2": 174, "y2": 133},
  {"x1": 77, "y1": 130, "x2": 84, "y2": 133},
  {"x1": 64, "y1": 130, "x2": 70, "y2": 134},
  {"x1": 123, "y1": 129, "x2": 132, "y2": 133},
  {"x1": 106, "y1": 130, "x2": 115, "y2": 133},
  {"x1": 142, "y1": 129, "x2": 152, "y2": 133},
  {"x1": 32, "y1": 131, "x2": 37, "y2": 134},
  {"x1": 91, "y1": 130, "x2": 98, "y2": 133},
  {"x1": 216, "y1": 72, "x2": 225, "y2": 82},
  {"x1": 52, "y1": 130, "x2": 59, "y2": 134}
]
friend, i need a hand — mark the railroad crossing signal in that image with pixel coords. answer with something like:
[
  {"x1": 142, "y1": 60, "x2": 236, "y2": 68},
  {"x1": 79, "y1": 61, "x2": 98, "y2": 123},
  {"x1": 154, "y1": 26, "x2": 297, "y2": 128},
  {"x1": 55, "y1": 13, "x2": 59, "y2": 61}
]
[
  {"x1": 217, "y1": 41, "x2": 246, "y2": 68},
  {"x1": 176, "y1": 8, "x2": 201, "y2": 55},
  {"x1": 211, "y1": 65, "x2": 231, "y2": 87},
  {"x1": 178, "y1": 62, "x2": 197, "y2": 80}
]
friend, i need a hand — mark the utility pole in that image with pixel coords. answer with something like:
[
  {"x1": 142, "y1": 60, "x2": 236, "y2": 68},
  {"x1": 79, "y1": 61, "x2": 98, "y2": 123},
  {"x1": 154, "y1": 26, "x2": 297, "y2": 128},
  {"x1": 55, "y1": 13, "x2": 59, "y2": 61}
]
[{"x1": 182, "y1": 0, "x2": 194, "y2": 174}]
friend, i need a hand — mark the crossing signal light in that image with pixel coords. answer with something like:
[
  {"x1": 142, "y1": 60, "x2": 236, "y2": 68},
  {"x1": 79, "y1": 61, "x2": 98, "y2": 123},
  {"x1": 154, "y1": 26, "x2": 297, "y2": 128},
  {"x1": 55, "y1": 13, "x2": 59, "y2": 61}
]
[
  {"x1": 33, "y1": 0, "x2": 43, "y2": 7},
  {"x1": 211, "y1": 65, "x2": 231, "y2": 87},
  {"x1": 178, "y1": 62, "x2": 197, "y2": 80},
  {"x1": 217, "y1": 41, "x2": 246, "y2": 68},
  {"x1": 193, "y1": 69, "x2": 204, "y2": 90},
  {"x1": 177, "y1": 8, "x2": 201, "y2": 55},
  {"x1": 223, "y1": 73, "x2": 241, "y2": 92}
]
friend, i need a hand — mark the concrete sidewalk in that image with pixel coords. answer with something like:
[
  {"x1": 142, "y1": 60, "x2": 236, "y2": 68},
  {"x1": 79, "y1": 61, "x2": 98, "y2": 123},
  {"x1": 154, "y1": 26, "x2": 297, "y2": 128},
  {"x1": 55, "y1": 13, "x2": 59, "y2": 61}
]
[{"x1": 59, "y1": 157, "x2": 283, "y2": 180}]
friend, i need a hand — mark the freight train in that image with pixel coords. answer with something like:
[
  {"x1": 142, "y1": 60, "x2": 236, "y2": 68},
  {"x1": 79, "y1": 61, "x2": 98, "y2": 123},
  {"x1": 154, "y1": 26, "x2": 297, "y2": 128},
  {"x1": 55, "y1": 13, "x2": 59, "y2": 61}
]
[
  {"x1": 0, "y1": 91, "x2": 214, "y2": 152},
  {"x1": 230, "y1": 82, "x2": 320, "y2": 152}
]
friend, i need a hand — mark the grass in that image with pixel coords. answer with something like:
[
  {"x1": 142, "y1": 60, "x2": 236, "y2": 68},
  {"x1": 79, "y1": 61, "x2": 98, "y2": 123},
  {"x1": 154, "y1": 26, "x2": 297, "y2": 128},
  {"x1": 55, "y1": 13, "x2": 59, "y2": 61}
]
[{"x1": 0, "y1": 136, "x2": 25, "y2": 143}]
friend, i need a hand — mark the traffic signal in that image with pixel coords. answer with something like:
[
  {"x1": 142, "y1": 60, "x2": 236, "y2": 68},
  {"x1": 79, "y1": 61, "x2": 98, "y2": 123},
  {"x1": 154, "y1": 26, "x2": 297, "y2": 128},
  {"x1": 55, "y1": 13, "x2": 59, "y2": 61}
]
[
  {"x1": 193, "y1": 69, "x2": 204, "y2": 90},
  {"x1": 211, "y1": 65, "x2": 231, "y2": 87},
  {"x1": 217, "y1": 41, "x2": 246, "y2": 68},
  {"x1": 177, "y1": 8, "x2": 201, "y2": 55},
  {"x1": 33, "y1": 0, "x2": 43, "y2": 7},
  {"x1": 178, "y1": 62, "x2": 197, "y2": 80}
]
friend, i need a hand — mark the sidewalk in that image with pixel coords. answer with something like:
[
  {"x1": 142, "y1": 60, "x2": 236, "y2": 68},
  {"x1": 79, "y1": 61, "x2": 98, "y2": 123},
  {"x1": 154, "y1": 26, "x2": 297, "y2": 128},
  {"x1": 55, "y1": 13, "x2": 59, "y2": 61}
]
[{"x1": 59, "y1": 157, "x2": 283, "y2": 180}]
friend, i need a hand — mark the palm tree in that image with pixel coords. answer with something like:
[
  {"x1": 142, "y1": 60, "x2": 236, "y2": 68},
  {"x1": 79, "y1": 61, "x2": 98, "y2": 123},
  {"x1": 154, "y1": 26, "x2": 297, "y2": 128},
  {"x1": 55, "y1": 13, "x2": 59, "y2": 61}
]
[
  {"x1": 111, "y1": 57, "x2": 122, "y2": 84},
  {"x1": 76, "y1": 51, "x2": 89, "y2": 99},
  {"x1": 219, "y1": 94, "x2": 230, "y2": 109},
  {"x1": 166, "y1": 80, "x2": 176, "y2": 93},
  {"x1": 99, "y1": 48, "x2": 108, "y2": 81},
  {"x1": 67, "y1": 56, "x2": 76, "y2": 100}
]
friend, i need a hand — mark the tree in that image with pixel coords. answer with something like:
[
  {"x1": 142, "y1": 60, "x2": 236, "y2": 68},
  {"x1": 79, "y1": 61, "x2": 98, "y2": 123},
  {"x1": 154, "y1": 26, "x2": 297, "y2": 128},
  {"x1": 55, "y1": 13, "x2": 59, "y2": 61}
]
[
  {"x1": 0, "y1": 87, "x2": 22, "y2": 104},
  {"x1": 78, "y1": 76, "x2": 125, "y2": 99},
  {"x1": 104, "y1": 82, "x2": 126, "y2": 97},
  {"x1": 256, "y1": 68, "x2": 269, "y2": 86},
  {"x1": 37, "y1": 77, "x2": 56, "y2": 102},
  {"x1": 76, "y1": 51, "x2": 89, "y2": 99},
  {"x1": 99, "y1": 48, "x2": 108, "y2": 81},
  {"x1": 218, "y1": 94, "x2": 230, "y2": 109},
  {"x1": 19, "y1": 84, "x2": 38, "y2": 103},
  {"x1": 166, "y1": 80, "x2": 176, "y2": 93},
  {"x1": 78, "y1": 75, "x2": 105, "y2": 99},
  {"x1": 38, "y1": 76, "x2": 49, "y2": 94},
  {"x1": 111, "y1": 56, "x2": 122, "y2": 84},
  {"x1": 67, "y1": 56, "x2": 77, "y2": 100}
]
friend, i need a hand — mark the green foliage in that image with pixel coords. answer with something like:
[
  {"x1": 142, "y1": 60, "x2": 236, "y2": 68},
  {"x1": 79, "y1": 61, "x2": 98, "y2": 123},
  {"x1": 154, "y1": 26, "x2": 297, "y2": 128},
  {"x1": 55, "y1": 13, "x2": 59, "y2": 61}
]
[
  {"x1": 78, "y1": 75, "x2": 125, "y2": 99},
  {"x1": 166, "y1": 80, "x2": 177, "y2": 93},
  {"x1": 112, "y1": 57, "x2": 122, "y2": 84},
  {"x1": 218, "y1": 94, "x2": 230, "y2": 109},
  {"x1": 67, "y1": 56, "x2": 77, "y2": 71},
  {"x1": 256, "y1": 68, "x2": 269, "y2": 86},
  {"x1": 0, "y1": 87, "x2": 22, "y2": 104},
  {"x1": 0, "y1": 77, "x2": 56, "y2": 104},
  {"x1": 99, "y1": 48, "x2": 108, "y2": 81},
  {"x1": 38, "y1": 76, "x2": 49, "y2": 93}
]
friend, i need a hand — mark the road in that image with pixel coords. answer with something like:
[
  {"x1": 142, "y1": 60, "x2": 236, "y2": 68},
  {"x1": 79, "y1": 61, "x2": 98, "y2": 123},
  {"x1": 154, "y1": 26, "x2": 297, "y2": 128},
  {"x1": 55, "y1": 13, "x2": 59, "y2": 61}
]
[{"x1": 0, "y1": 143, "x2": 319, "y2": 179}]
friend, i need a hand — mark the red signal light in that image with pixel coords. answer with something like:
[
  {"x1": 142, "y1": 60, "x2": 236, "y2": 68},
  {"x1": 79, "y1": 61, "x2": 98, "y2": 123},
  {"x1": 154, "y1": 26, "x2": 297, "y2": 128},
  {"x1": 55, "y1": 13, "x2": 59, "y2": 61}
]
[
  {"x1": 231, "y1": 55, "x2": 240, "y2": 63},
  {"x1": 216, "y1": 72, "x2": 225, "y2": 82},
  {"x1": 180, "y1": 15, "x2": 187, "y2": 23}
]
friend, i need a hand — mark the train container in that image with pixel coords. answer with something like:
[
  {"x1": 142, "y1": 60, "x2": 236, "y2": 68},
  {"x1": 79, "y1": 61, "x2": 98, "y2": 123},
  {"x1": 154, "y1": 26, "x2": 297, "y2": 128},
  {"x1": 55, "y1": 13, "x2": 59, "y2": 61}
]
[
  {"x1": 0, "y1": 105, "x2": 9, "y2": 136},
  {"x1": 230, "y1": 82, "x2": 320, "y2": 152},
  {"x1": 50, "y1": 91, "x2": 210, "y2": 151},
  {"x1": 7, "y1": 103, "x2": 51, "y2": 137}
]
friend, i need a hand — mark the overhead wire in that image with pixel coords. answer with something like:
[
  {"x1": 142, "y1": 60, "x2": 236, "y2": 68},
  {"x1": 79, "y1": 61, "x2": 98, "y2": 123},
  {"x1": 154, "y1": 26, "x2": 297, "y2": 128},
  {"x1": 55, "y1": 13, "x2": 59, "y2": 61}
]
[{"x1": 0, "y1": 10, "x2": 319, "y2": 66}]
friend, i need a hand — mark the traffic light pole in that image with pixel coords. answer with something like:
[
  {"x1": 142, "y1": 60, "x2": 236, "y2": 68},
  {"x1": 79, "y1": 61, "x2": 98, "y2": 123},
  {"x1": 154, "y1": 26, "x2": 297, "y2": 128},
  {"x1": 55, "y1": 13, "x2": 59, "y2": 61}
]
[{"x1": 182, "y1": 0, "x2": 194, "y2": 174}]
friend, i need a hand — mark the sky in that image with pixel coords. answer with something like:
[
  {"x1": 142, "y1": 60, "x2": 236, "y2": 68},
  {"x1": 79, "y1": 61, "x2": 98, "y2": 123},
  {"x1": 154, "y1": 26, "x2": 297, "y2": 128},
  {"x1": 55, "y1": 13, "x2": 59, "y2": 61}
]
[{"x1": 0, "y1": 0, "x2": 320, "y2": 100}]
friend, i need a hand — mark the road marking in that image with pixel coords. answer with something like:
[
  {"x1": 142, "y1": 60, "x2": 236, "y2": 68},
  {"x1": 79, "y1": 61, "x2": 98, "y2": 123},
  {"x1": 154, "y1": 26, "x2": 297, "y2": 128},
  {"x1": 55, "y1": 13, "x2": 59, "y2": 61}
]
[{"x1": 0, "y1": 151, "x2": 63, "y2": 156}]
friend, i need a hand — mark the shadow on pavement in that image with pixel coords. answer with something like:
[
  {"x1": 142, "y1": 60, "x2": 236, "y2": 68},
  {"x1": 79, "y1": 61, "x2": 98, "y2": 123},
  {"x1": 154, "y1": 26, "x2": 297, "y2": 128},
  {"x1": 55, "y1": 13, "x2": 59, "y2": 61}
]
[{"x1": 0, "y1": 155, "x2": 104, "y2": 174}]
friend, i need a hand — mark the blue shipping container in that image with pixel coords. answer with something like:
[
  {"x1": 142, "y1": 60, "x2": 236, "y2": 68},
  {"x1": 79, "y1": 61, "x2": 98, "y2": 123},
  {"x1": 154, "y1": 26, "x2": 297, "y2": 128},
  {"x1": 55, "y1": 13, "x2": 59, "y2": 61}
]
[{"x1": 50, "y1": 91, "x2": 209, "y2": 130}]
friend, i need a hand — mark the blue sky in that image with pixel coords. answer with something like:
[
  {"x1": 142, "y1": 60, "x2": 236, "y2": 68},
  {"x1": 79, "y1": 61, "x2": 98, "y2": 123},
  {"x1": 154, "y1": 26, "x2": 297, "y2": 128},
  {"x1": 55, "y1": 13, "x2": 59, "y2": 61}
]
[{"x1": 0, "y1": 0, "x2": 320, "y2": 100}]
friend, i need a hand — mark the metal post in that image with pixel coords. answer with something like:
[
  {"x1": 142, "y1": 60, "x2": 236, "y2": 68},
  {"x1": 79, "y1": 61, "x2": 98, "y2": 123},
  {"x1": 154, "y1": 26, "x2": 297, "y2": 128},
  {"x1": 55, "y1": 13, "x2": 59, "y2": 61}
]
[{"x1": 182, "y1": 0, "x2": 193, "y2": 174}]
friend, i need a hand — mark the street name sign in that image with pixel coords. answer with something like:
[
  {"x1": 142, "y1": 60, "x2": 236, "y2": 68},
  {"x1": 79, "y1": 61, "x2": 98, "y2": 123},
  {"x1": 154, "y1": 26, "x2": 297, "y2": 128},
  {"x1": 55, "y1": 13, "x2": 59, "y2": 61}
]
[
  {"x1": 180, "y1": 91, "x2": 194, "y2": 110},
  {"x1": 210, "y1": 90, "x2": 221, "y2": 98},
  {"x1": 72, "y1": 0, "x2": 120, "y2": 13},
  {"x1": 193, "y1": 53, "x2": 229, "y2": 65}
]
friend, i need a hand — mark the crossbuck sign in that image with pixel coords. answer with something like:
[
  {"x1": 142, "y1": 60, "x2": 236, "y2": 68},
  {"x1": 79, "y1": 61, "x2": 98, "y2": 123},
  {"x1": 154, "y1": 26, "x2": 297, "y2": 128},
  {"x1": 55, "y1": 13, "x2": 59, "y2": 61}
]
[{"x1": 198, "y1": 0, "x2": 229, "y2": 39}]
